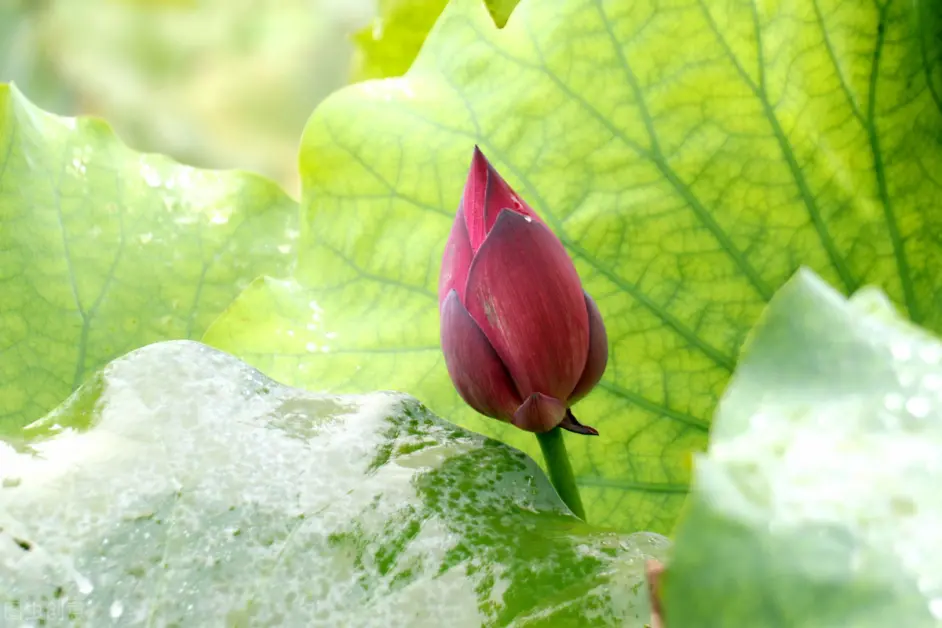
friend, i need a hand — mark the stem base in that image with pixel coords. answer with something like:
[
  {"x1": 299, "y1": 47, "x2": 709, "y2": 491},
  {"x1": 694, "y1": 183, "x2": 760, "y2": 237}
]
[{"x1": 536, "y1": 427, "x2": 586, "y2": 520}]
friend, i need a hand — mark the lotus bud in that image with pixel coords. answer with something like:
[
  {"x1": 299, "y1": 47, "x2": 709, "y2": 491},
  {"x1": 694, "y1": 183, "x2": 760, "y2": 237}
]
[{"x1": 438, "y1": 146, "x2": 608, "y2": 435}]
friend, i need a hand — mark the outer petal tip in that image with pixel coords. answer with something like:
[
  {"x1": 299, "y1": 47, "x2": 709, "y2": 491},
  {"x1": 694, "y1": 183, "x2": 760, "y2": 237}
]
[
  {"x1": 512, "y1": 393, "x2": 567, "y2": 433},
  {"x1": 463, "y1": 147, "x2": 492, "y2": 251},
  {"x1": 482, "y1": 161, "x2": 542, "y2": 228}
]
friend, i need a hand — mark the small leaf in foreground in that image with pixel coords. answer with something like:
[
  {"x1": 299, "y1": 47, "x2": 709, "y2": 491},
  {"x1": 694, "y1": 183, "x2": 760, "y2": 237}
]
[
  {"x1": 0, "y1": 340, "x2": 669, "y2": 626},
  {"x1": 663, "y1": 269, "x2": 942, "y2": 626},
  {"x1": 0, "y1": 84, "x2": 298, "y2": 433}
]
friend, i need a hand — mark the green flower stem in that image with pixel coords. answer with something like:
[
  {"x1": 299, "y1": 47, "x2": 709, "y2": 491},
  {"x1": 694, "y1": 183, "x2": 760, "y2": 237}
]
[{"x1": 536, "y1": 427, "x2": 586, "y2": 521}]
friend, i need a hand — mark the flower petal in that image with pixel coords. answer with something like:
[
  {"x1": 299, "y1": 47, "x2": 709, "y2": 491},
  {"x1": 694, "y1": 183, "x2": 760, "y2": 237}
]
[
  {"x1": 512, "y1": 393, "x2": 567, "y2": 433},
  {"x1": 568, "y1": 292, "x2": 609, "y2": 404},
  {"x1": 440, "y1": 289, "x2": 521, "y2": 420},
  {"x1": 461, "y1": 147, "x2": 490, "y2": 253},
  {"x1": 463, "y1": 147, "x2": 543, "y2": 252},
  {"x1": 438, "y1": 206, "x2": 473, "y2": 307},
  {"x1": 559, "y1": 409, "x2": 598, "y2": 436},
  {"x1": 465, "y1": 209, "x2": 589, "y2": 401}
]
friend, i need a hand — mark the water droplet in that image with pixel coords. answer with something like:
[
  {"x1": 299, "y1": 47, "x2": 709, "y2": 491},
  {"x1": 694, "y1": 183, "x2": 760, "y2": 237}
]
[
  {"x1": 110, "y1": 600, "x2": 124, "y2": 619},
  {"x1": 76, "y1": 574, "x2": 94, "y2": 595},
  {"x1": 306, "y1": 342, "x2": 317, "y2": 353}
]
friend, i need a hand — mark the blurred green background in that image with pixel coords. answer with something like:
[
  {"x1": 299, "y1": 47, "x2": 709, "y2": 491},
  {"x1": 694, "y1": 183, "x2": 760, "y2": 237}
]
[{"x1": 0, "y1": 0, "x2": 377, "y2": 196}]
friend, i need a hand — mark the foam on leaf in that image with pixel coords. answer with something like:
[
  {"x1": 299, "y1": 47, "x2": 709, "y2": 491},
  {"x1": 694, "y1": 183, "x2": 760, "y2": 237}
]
[{"x1": 0, "y1": 340, "x2": 667, "y2": 626}]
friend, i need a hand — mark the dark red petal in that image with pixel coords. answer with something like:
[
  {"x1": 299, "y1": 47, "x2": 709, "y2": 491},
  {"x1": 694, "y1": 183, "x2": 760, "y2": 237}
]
[
  {"x1": 568, "y1": 292, "x2": 609, "y2": 404},
  {"x1": 559, "y1": 409, "x2": 598, "y2": 436},
  {"x1": 440, "y1": 289, "x2": 522, "y2": 420},
  {"x1": 462, "y1": 147, "x2": 490, "y2": 253},
  {"x1": 512, "y1": 393, "x2": 567, "y2": 433},
  {"x1": 464, "y1": 147, "x2": 544, "y2": 252},
  {"x1": 438, "y1": 206, "x2": 473, "y2": 307},
  {"x1": 465, "y1": 209, "x2": 589, "y2": 402}
]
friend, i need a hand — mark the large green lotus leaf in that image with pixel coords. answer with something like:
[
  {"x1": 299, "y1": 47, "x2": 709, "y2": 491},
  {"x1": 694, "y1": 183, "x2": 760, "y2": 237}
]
[
  {"x1": 663, "y1": 268, "x2": 942, "y2": 626},
  {"x1": 351, "y1": 0, "x2": 520, "y2": 80},
  {"x1": 204, "y1": 0, "x2": 942, "y2": 534},
  {"x1": 0, "y1": 83, "x2": 298, "y2": 433},
  {"x1": 0, "y1": 341, "x2": 668, "y2": 627}
]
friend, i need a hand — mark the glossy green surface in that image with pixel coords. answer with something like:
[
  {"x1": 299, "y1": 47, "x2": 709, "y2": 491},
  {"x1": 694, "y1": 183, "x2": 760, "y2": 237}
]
[
  {"x1": 665, "y1": 269, "x2": 942, "y2": 627},
  {"x1": 0, "y1": 340, "x2": 667, "y2": 626}
]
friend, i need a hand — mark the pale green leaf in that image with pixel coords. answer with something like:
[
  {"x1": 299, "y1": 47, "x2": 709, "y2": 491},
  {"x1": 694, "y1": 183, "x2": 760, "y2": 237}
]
[
  {"x1": 351, "y1": 0, "x2": 520, "y2": 80},
  {"x1": 0, "y1": 84, "x2": 298, "y2": 433},
  {"x1": 205, "y1": 0, "x2": 942, "y2": 533},
  {"x1": 663, "y1": 268, "x2": 942, "y2": 626},
  {"x1": 0, "y1": 340, "x2": 668, "y2": 627}
]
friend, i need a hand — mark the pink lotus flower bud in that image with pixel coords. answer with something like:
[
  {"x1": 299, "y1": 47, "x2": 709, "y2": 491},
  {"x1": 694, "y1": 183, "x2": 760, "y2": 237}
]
[{"x1": 438, "y1": 147, "x2": 608, "y2": 435}]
